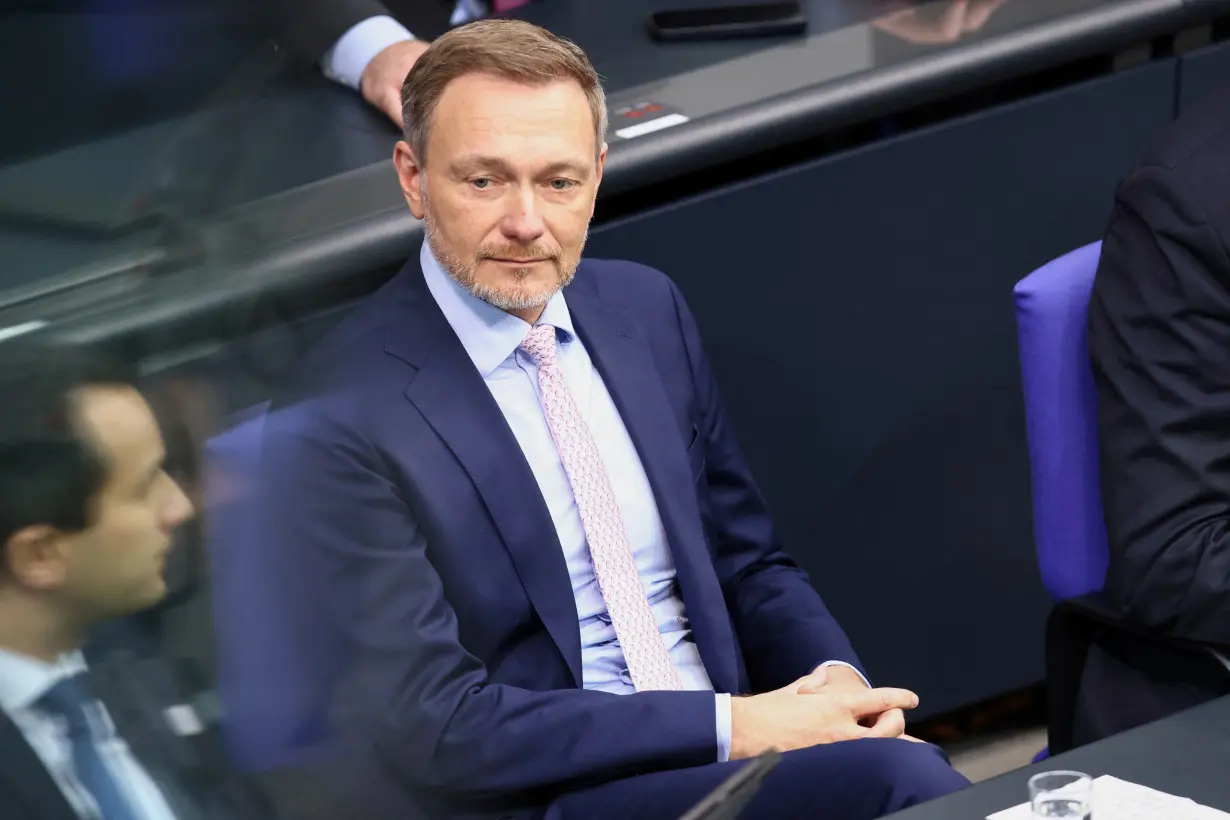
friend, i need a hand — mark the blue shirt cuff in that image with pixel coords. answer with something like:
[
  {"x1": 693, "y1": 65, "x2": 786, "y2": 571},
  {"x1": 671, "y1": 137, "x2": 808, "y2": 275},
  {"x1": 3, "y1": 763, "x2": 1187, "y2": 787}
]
[
  {"x1": 819, "y1": 660, "x2": 871, "y2": 687},
  {"x1": 715, "y1": 693, "x2": 732, "y2": 762},
  {"x1": 320, "y1": 15, "x2": 415, "y2": 90}
]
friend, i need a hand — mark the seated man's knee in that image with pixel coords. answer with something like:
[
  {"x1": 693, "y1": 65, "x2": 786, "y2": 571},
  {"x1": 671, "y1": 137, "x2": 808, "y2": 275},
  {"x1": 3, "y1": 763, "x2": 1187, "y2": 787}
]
[
  {"x1": 858, "y1": 739, "x2": 969, "y2": 811},
  {"x1": 752, "y1": 740, "x2": 967, "y2": 818}
]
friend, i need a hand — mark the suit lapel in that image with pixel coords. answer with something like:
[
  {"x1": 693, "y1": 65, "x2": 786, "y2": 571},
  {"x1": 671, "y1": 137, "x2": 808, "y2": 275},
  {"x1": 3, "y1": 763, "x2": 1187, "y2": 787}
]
[
  {"x1": 387, "y1": 266, "x2": 583, "y2": 686},
  {"x1": 0, "y1": 711, "x2": 78, "y2": 820},
  {"x1": 566, "y1": 276, "x2": 740, "y2": 694},
  {"x1": 84, "y1": 648, "x2": 207, "y2": 820}
]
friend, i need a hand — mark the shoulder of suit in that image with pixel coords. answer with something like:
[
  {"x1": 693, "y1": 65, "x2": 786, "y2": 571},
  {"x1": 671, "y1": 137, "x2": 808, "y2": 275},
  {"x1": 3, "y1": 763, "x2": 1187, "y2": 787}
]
[
  {"x1": 1124, "y1": 87, "x2": 1230, "y2": 205},
  {"x1": 577, "y1": 257, "x2": 678, "y2": 304},
  {"x1": 276, "y1": 282, "x2": 394, "y2": 397}
]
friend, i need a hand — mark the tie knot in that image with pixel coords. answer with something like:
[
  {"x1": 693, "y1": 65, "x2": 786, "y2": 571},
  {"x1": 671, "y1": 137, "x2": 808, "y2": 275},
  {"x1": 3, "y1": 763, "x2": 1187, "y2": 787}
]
[
  {"x1": 37, "y1": 675, "x2": 93, "y2": 735},
  {"x1": 519, "y1": 324, "x2": 558, "y2": 367}
]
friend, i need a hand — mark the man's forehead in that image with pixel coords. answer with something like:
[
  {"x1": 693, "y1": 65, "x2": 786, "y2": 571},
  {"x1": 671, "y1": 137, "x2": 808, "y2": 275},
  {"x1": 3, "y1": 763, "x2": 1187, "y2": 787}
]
[
  {"x1": 430, "y1": 76, "x2": 597, "y2": 168},
  {"x1": 434, "y1": 74, "x2": 593, "y2": 132},
  {"x1": 73, "y1": 386, "x2": 163, "y2": 473}
]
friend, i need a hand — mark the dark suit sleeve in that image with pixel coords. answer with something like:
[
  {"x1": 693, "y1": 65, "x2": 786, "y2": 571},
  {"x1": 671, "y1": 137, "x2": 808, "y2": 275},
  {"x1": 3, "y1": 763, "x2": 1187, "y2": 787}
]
[
  {"x1": 1088, "y1": 163, "x2": 1230, "y2": 646},
  {"x1": 266, "y1": 0, "x2": 394, "y2": 65},
  {"x1": 259, "y1": 407, "x2": 719, "y2": 802},
  {"x1": 664, "y1": 281, "x2": 865, "y2": 692},
  {"x1": 265, "y1": 0, "x2": 457, "y2": 66}
]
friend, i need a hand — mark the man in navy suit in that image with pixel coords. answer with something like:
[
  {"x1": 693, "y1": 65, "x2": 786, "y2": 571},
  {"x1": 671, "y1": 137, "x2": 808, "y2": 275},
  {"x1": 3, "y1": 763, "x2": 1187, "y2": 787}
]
[{"x1": 260, "y1": 18, "x2": 969, "y2": 820}]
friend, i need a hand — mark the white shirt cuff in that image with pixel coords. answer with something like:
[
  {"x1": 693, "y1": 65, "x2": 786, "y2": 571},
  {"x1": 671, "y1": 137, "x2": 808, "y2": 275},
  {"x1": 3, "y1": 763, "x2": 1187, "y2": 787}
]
[
  {"x1": 320, "y1": 15, "x2": 415, "y2": 91},
  {"x1": 715, "y1": 693, "x2": 733, "y2": 762},
  {"x1": 819, "y1": 660, "x2": 871, "y2": 687}
]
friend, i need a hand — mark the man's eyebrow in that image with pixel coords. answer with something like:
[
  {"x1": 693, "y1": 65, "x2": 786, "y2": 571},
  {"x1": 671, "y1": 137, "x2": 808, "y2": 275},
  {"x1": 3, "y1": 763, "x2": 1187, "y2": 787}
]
[
  {"x1": 449, "y1": 155, "x2": 592, "y2": 177},
  {"x1": 539, "y1": 160, "x2": 592, "y2": 177},
  {"x1": 450, "y1": 154, "x2": 513, "y2": 174}
]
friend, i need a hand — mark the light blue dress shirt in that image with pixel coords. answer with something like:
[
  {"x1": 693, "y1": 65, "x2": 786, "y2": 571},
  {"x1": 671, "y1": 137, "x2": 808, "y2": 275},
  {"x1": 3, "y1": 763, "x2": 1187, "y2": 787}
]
[
  {"x1": 321, "y1": 3, "x2": 485, "y2": 90},
  {"x1": 0, "y1": 650, "x2": 177, "y2": 820},
  {"x1": 420, "y1": 244, "x2": 865, "y2": 762}
]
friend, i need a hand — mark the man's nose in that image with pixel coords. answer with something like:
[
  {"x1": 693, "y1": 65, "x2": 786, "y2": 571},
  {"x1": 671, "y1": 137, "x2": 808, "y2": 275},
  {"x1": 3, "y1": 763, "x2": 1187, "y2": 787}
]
[
  {"x1": 502, "y1": 190, "x2": 547, "y2": 241},
  {"x1": 163, "y1": 477, "x2": 196, "y2": 530}
]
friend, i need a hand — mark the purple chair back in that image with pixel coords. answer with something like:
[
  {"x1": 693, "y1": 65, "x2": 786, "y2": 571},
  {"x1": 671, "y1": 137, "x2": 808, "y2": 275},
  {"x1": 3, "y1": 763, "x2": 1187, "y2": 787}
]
[
  {"x1": 1013, "y1": 242, "x2": 1108, "y2": 601},
  {"x1": 206, "y1": 402, "x2": 341, "y2": 771}
]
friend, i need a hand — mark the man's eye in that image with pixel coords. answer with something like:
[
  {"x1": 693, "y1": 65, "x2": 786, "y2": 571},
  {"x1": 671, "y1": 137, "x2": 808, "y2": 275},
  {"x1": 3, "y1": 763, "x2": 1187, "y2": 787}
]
[
  {"x1": 550, "y1": 179, "x2": 576, "y2": 191},
  {"x1": 471, "y1": 177, "x2": 493, "y2": 189}
]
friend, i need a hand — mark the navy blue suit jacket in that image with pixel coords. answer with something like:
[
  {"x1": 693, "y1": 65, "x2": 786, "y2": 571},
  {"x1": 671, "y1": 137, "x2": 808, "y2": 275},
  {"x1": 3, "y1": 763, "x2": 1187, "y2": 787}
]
[{"x1": 260, "y1": 254, "x2": 862, "y2": 817}]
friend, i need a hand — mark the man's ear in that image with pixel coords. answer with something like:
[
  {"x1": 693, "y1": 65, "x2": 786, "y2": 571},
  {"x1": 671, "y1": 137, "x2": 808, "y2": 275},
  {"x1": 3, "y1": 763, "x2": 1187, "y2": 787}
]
[
  {"x1": 395, "y1": 141, "x2": 426, "y2": 220},
  {"x1": 4, "y1": 525, "x2": 69, "y2": 591}
]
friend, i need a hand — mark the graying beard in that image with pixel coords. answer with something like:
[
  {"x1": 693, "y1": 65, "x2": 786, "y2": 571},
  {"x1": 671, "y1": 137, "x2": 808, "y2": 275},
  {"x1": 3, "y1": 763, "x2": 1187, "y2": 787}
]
[{"x1": 423, "y1": 202, "x2": 585, "y2": 311}]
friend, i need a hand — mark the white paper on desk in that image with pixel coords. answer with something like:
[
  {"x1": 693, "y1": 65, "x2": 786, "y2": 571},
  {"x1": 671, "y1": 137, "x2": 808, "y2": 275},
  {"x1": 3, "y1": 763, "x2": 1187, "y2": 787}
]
[{"x1": 987, "y1": 774, "x2": 1230, "y2": 819}]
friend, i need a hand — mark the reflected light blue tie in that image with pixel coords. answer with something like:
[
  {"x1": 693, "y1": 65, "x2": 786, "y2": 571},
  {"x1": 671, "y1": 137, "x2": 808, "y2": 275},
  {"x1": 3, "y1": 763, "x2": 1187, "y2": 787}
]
[{"x1": 38, "y1": 675, "x2": 141, "y2": 820}]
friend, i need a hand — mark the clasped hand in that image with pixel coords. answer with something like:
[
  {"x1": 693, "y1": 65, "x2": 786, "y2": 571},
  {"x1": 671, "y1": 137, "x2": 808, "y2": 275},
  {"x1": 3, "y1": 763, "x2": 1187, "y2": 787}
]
[{"x1": 729, "y1": 666, "x2": 922, "y2": 760}]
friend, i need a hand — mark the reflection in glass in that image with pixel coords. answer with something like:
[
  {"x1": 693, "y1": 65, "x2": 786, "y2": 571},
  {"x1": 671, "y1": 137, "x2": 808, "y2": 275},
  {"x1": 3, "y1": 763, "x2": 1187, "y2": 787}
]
[{"x1": 873, "y1": 0, "x2": 1011, "y2": 45}]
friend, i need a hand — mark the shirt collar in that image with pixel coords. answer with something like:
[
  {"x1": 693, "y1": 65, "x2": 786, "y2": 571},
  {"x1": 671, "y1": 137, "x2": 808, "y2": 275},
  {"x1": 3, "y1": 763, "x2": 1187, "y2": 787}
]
[
  {"x1": 420, "y1": 242, "x2": 576, "y2": 378},
  {"x1": 0, "y1": 649, "x2": 88, "y2": 714}
]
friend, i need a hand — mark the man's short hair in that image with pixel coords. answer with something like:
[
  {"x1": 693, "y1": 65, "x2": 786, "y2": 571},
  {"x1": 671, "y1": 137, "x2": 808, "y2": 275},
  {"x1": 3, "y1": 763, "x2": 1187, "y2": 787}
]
[
  {"x1": 400, "y1": 19, "x2": 607, "y2": 166},
  {"x1": 0, "y1": 343, "x2": 136, "y2": 547}
]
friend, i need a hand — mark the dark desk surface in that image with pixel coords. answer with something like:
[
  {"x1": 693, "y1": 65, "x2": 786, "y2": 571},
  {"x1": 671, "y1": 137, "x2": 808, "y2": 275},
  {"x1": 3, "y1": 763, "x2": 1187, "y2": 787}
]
[
  {"x1": 5, "y1": 0, "x2": 1213, "y2": 218},
  {"x1": 2, "y1": 0, "x2": 1228, "y2": 348},
  {"x1": 887, "y1": 696, "x2": 1230, "y2": 819},
  {"x1": 542, "y1": 0, "x2": 1224, "y2": 194}
]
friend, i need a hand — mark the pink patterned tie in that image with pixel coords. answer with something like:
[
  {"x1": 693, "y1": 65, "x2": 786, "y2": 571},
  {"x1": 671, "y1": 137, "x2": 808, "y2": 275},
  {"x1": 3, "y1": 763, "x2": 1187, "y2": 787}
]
[
  {"x1": 492, "y1": 0, "x2": 529, "y2": 11},
  {"x1": 520, "y1": 324, "x2": 683, "y2": 691}
]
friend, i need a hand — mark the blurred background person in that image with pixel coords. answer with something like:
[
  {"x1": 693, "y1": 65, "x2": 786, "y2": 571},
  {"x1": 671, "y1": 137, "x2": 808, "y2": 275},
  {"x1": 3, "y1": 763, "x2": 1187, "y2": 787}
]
[{"x1": 0, "y1": 344, "x2": 273, "y2": 820}]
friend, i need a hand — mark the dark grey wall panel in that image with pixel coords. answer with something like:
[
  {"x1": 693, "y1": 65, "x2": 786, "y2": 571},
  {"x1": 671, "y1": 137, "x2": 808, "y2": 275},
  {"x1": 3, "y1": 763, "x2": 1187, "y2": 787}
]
[
  {"x1": 586, "y1": 61, "x2": 1177, "y2": 716},
  {"x1": 1180, "y1": 39, "x2": 1230, "y2": 110}
]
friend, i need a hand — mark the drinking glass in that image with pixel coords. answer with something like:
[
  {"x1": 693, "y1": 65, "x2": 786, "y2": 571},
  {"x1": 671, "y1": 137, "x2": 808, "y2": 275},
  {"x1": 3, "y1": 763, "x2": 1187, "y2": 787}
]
[{"x1": 1029, "y1": 771, "x2": 1093, "y2": 818}]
